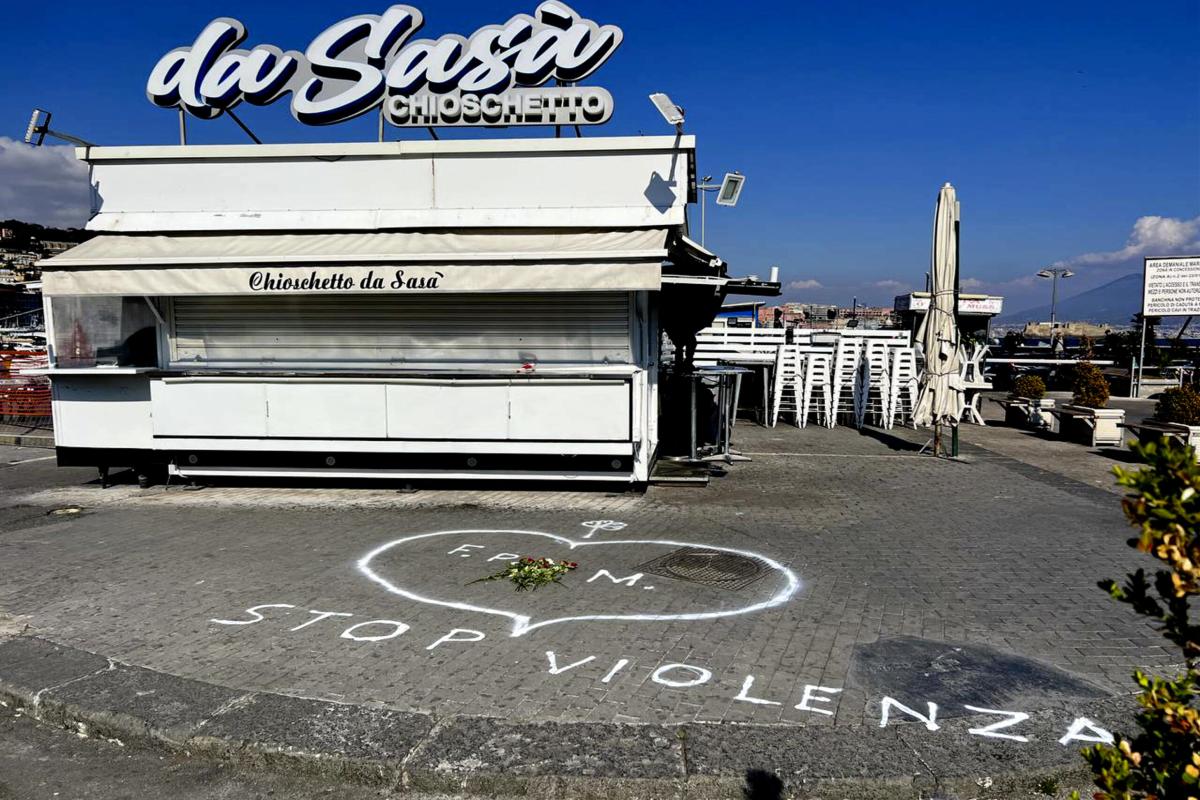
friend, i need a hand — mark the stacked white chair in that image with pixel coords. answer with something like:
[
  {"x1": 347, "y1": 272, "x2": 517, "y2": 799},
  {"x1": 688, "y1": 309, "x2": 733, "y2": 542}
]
[
  {"x1": 852, "y1": 358, "x2": 871, "y2": 428},
  {"x1": 830, "y1": 336, "x2": 864, "y2": 425},
  {"x1": 799, "y1": 349, "x2": 833, "y2": 428},
  {"x1": 889, "y1": 347, "x2": 920, "y2": 427},
  {"x1": 859, "y1": 340, "x2": 894, "y2": 428},
  {"x1": 958, "y1": 343, "x2": 992, "y2": 425},
  {"x1": 770, "y1": 345, "x2": 805, "y2": 427}
]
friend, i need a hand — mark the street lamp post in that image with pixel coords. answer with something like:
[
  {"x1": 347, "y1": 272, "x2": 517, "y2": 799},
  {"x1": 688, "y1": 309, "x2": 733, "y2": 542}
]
[
  {"x1": 1036, "y1": 267, "x2": 1075, "y2": 325},
  {"x1": 696, "y1": 172, "x2": 745, "y2": 248},
  {"x1": 698, "y1": 177, "x2": 717, "y2": 248}
]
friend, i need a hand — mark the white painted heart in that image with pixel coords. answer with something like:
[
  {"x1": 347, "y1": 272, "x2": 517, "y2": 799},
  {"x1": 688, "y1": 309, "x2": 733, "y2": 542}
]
[{"x1": 356, "y1": 529, "x2": 802, "y2": 637}]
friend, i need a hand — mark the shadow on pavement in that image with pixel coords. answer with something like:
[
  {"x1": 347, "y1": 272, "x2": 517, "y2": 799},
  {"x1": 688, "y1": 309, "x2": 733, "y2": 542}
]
[{"x1": 854, "y1": 425, "x2": 925, "y2": 453}]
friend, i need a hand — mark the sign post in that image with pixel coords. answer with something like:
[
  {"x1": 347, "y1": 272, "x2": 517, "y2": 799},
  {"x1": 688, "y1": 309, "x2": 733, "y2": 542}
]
[
  {"x1": 1136, "y1": 317, "x2": 1148, "y2": 398},
  {"x1": 1139, "y1": 256, "x2": 1200, "y2": 397}
]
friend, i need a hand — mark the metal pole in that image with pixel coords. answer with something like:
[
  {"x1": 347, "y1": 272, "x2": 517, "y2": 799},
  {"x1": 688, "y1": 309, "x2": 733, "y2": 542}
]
[
  {"x1": 700, "y1": 190, "x2": 707, "y2": 248},
  {"x1": 952, "y1": 215, "x2": 961, "y2": 458},
  {"x1": 1050, "y1": 272, "x2": 1059, "y2": 325},
  {"x1": 1136, "y1": 317, "x2": 1148, "y2": 398},
  {"x1": 689, "y1": 376, "x2": 698, "y2": 461},
  {"x1": 178, "y1": 109, "x2": 187, "y2": 146},
  {"x1": 226, "y1": 109, "x2": 262, "y2": 144}
]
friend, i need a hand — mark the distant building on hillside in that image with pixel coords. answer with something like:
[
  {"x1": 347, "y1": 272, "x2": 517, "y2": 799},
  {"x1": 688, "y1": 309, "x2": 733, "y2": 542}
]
[
  {"x1": 1022, "y1": 321, "x2": 1113, "y2": 339},
  {"x1": 756, "y1": 303, "x2": 898, "y2": 329},
  {"x1": 38, "y1": 240, "x2": 75, "y2": 255}
]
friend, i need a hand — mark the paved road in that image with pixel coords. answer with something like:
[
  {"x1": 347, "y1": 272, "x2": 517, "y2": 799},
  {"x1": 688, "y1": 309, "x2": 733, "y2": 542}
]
[
  {"x1": 0, "y1": 424, "x2": 1170, "y2": 722},
  {"x1": 0, "y1": 418, "x2": 1174, "y2": 797},
  {"x1": 0, "y1": 708, "x2": 395, "y2": 800}
]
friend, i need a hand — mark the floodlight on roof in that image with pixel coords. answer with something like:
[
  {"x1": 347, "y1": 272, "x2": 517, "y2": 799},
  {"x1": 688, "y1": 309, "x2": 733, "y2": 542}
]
[
  {"x1": 22, "y1": 108, "x2": 95, "y2": 147},
  {"x1": 649, "y1": 93, "x2": 685, "y2": 128},
  {"x1": 24, "y1": 109, "x2": 49, "y2": 146},
  {"x1": 715, "y1": 172, "x2": 745, "y2": 207}
]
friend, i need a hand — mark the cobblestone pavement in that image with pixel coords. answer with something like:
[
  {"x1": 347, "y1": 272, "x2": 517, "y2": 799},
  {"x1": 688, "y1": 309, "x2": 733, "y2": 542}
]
[
  {"x1": 966, "y1": 392, "x2": 1154, "y2": 496},
  {"x1": 0, "y1": 419, "x2": 1174, "y2": 741}
]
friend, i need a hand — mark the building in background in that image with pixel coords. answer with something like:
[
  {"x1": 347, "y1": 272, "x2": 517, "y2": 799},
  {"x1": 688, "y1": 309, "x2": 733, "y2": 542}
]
[
  {"x1": 757, "y1": 303, "x2": 898, "y2": 329},
  {"x1": 0, "y1": 230, "x2": 85, "y2": 326},
  {"x1": 714, "y1": 301, "x2": 765, "y2": 328}
]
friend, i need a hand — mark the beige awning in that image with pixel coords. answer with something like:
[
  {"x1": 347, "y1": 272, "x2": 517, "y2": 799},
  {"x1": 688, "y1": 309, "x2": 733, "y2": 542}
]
[{"x1": 42, "y1": 229, "x2": 668, "y2": 296}]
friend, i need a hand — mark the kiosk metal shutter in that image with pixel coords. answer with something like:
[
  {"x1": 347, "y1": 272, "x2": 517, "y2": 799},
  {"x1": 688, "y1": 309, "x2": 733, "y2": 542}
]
[{"x1": 169, "y1": 292, "x2": 633, "y2": 369}]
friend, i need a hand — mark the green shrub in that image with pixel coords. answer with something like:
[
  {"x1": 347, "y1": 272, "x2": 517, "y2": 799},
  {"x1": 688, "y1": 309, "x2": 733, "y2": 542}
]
[
  {"x1": 1156, "y1": 385, "x2": 1200, "y2": 426},
  {"x1": 1072, "y1": 361, "x2": 1111, "y2": 409},
  {"x1": 1012, "y1": 374, "x2": 1047, "y2": 400},
  {"x1": 1073, "y1": 439, "x2": 1200, "y2": 800}
]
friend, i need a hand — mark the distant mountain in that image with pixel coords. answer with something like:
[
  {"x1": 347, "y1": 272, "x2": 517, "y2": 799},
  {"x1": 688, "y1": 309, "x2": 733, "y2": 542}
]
[{"x1": 996, "y1": 273, "x2": 1141, "y2": 326}]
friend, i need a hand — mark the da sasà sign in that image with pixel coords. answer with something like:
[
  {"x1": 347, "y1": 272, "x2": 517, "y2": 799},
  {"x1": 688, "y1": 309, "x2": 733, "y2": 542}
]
[
  {"x1": 249, "y1": 269, "x2": 444, "y2": 292},
  {"x1": 147, "y1": 2, "x2": 622, "y2": 128}
]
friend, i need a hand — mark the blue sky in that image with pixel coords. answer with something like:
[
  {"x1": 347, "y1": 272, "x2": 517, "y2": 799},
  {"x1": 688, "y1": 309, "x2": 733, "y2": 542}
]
[{"x1": 1, "y1": 0, "x2": 1197, "y2": 312}]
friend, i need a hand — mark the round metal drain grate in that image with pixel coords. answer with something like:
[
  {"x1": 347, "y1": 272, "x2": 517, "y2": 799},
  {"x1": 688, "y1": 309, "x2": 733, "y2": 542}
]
[{"x1": 636, "y1": 547, "x2": 770, "y2": 591}]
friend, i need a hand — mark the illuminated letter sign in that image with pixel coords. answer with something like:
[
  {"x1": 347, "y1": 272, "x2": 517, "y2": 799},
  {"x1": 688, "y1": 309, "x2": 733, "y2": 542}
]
[{"x1": 147, "y1": 2, "x2": 623, "y2": 128}]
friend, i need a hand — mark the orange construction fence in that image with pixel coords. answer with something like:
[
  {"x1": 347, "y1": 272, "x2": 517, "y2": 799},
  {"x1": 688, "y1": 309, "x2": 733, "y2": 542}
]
[{"x1": 0, "y1": 350, "x2": 52, "y2": 426}]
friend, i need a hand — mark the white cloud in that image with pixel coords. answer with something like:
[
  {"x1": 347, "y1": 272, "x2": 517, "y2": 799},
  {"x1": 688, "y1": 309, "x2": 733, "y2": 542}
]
[
  {"x1": 872, "y1": 279, "x2": 907, "y2": 290},
  {"x1": 1055, "y1": 215, "x2": 1200, "y2": 268},
  {"x1": 960, "y1": 277, "x2": 985, "y2": 290},
  {"x1": 788, "y1": 279, "x2": 823, "y2": 290},
  {"x1": 0, "y1": 137, "x2": 91, "y2": 228}
]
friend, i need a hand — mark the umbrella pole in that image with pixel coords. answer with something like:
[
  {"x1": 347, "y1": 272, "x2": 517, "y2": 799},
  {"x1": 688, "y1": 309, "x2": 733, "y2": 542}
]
[{"x1": 951, "y1": 216, "x2": 961, "y2": 458}]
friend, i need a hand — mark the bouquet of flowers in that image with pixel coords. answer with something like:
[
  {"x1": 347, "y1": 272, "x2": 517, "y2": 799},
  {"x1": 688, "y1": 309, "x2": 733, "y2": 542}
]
[{"x1": 471, "y1": 557, "x2": 579, "y2": 592}]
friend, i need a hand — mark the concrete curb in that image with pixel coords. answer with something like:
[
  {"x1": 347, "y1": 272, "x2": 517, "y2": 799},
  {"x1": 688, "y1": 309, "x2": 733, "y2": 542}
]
[
  {"x1": 0, "y1": 635, "x2": 1116, "y2": 799},
  {"x1": 0, "y1": 434, "x2": 53, "y2": 449}
]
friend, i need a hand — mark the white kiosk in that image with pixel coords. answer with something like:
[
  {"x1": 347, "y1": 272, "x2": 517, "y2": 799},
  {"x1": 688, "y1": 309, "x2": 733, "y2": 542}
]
[
  {"x1": 39, "y1": 136, "x2": 747, "y2": 484},
  {"x1": 35, "y1": 3, "x2": 775, "y2": 485}
]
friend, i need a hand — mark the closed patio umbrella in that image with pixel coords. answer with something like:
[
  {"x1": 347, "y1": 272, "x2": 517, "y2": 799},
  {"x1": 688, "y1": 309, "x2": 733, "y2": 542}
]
[{"x1": 913, "y1": 182, "x2": 965, "y2": 434}]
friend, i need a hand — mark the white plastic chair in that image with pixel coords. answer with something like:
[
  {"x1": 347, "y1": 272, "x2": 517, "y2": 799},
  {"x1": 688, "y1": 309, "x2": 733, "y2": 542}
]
[
  {"x1": 800, "y1": 351, "x2": 833, "y2": 428},
  {"x1": 831, "y1": 336, "x2": 864, "y2": 426},
  {"x1": 889, "y1": 347, "x2": 920, "y2": 428},
  {"x1": 853, "y1": 357, "x2": 871, "y2": 428},
  {"x1": 858, "y1": 340, "x2": 894, "y2": 428},
  {"x1": 770, "y1": 345, "x2": 805, "y2": 427}
]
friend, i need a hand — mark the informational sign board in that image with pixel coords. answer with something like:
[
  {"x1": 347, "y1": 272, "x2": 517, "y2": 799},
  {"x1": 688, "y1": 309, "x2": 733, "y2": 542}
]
[
  {"x1": 1142, "y1": 256, "x2": 1200, "y2": 316},
  {"x1": 146, "y1": 2, "x2": 623, "y2": 129},
  {"x1": 893, "y1": 294, "x2": 1004, "y2": 316}
]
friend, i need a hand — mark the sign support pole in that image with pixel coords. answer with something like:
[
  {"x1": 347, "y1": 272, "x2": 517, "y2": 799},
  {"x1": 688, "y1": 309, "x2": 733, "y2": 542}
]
[
  {"x1": 1136, "y1": 317, "x2": 1148, "y2": 399},
  {"x1": 178, "y1": 109, "x2": 187, "y2": 146}
]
